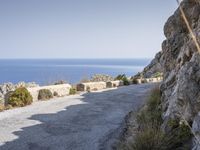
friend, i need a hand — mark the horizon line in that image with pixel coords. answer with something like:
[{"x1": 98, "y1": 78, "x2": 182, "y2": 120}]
[{"x1": 0, "y1": 57, "x2": 153, "y2": 60}]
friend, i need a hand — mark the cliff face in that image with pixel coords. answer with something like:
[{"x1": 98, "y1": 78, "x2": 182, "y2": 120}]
[
  {"x1": 144, "y1": 51, "x2": 163, "y2": 78},
  {"x1": 134, "y1": 51, "x2": 163, "y2": 78},
  {"x1": 159, "y1": 0, "x2": 200, "y2": 148}
]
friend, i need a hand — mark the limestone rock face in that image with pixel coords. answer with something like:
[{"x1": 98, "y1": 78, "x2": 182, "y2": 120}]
[
  {"x1": 135, "y1": 51, "x2": 163, "y2": 78},
  {"x1": 143, "y1": 51, "x2": 163, "y2": 78},
  {"x1": 158, "y1": 0, "x2": 200, "y2": 147}
]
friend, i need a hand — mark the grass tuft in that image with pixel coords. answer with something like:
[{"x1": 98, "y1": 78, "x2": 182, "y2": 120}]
[{"x1": 119, "y1": 86, "x2": 192, "y2": 150}]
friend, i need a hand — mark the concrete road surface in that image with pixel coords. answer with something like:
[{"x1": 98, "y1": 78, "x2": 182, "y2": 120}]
[{"x1": 0, "y1": 83, "x2": 155, "y2": 150}]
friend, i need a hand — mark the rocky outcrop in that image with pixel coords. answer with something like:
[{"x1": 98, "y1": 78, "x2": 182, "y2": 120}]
[
  {"x1": 157, "y1": 0, "x2": 200, "y2": 148},
  {"x1": 90, "y1": 74, "x2": 114, "y2": 82},
  {"x1": 135, "y1": 51, "x2": 163, "y2": 78}
]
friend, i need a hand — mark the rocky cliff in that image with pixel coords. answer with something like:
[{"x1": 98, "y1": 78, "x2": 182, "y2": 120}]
[
  {"x1": 134, "y1": 51, "x2": 163, "y2": 78},
  {"x1": 158, "y1": 0, "x2": 200, "y2": 148}
]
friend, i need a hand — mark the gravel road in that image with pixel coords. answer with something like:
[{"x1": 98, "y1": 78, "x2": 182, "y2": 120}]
[{"x1": 0, "y1": 83, "x2": 155, "y2": 150}]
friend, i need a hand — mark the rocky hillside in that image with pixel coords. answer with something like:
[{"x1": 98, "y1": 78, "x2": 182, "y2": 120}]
[
  {"x1": 135, "y1": 51, "x2": 163, "y2": 78},
  {"x1": 158, "y1": 0, "x2": 200, "y2": 148}
]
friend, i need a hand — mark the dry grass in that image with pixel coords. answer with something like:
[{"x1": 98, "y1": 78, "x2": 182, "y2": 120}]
[
  {"x1": 118, "y1": 86, "x2": 192, "y2": 150},
  {"x1": 0, "y1": 104, "x2": 4, "y2": 112}
]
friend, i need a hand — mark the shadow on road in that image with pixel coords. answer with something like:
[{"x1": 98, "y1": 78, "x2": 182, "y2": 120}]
[{"x1": 0, "y1": 84, "x2": 153, "y2": 150}]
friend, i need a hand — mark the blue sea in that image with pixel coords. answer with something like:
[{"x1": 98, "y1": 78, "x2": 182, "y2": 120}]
[{"x1": 0, "y1": 59, "x2": 150, "y2": 85}]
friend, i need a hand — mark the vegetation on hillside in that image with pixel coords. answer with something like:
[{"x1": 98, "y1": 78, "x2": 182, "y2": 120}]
[
  {"x1": 118, "y1": 86, "x2": 192, "y2": 150},
  {"x1": 115, "y1": 74, "x2": 130, "y2": 86},
  {"x1": 69, "y1": 88, "x2": 77, "y2": 95},
  {"x1": 7, "y1": 87, "x2": 33, "y2": 107}
]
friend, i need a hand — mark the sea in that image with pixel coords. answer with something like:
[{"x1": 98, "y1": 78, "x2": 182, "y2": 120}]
[{"x1": 0, "y1": 59, "x2": 151, "y2": 85}]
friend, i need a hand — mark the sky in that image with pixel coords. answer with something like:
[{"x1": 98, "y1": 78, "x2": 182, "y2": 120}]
[{"x1": 0, "y1": 0, "x2": 177, "y2": 59}]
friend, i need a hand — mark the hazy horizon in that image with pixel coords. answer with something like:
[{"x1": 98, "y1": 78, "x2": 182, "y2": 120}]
[{"x1": 0, "y1": 0, "x2": 177, "y2": 59}]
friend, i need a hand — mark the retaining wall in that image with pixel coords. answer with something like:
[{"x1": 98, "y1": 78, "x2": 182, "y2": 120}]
[
  {"x1": 106, "y1": 80, "x2": 124, "y2": 88},
  {"x1": 28, "y1": 84, "x2": 71, "y2": 101},
  {"x1": 77, "y1": 82, "x2": 107, "y2": 92}
]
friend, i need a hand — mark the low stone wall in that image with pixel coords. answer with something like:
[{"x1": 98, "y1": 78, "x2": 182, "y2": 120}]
[
  {"x1": 136, "y1": 77, "x2": 163, "y2": 84},
  {"x1": 77, "y1": 82, "x2": 107, "y2": 92},
  {"x1": 106, "y1": 80, "x2": 124, "y2": 88},
  {"x1": 146, "y1": 77, "x2": 163, "y2": 83},
  {"x1": 27, "y1": 84, "x2": 71, "y2": 101}
]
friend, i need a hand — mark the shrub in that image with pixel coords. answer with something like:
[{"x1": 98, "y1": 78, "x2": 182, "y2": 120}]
[
  {"x1": 115, "y1": 74, "x2": 126, "y2": 80},
  {"x1": 126, "y1": 87, "x2": 192, "y2": 150},
  {"x1": 153, "y1": 72, "x2": 163, "y2": 78},
  {"x1": 141, "y1": 79, "x2": 148, "y2": 83},
  {"x1": 7, "y1": 87, "x2": 33, "y2": 107},
  {"x1": 115, "y1": 74, "x2": 130, "y2": 86},
  {"x1": 86, "y1": 86, "x2": 91, "y2": 92},
  {"x1": 53, "y1": 91, "x2": 59, "y2": 97},
  {"x1": 38, "y1": 89, "x2": 53, "y2": 100},
  {"x1": 132, "y1": 78, "x2": 138, "y2": 84},
  {"x1": 123, "y1": 77, "x2": 130, "y2": 86},
  {"x1": 69, "y1": 88, "x2": 77, "y2": 95},
  {"x1": 131, "y1": 126, "x2": 164, "y2": 150}
]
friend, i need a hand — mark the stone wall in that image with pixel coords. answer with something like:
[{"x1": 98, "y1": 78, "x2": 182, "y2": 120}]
[
  {"x1": 27, "y1": 84, "x2": 71, "y2": 101},
  {"x1": 106, "y1": 80, "x2": 124, "y2": 88},
  {"x1": 136, "y1": 77, "x2": 163, "y2": 84},
  {"x1": 77, "y1": 82, "x2": 107, "y2": 92}
]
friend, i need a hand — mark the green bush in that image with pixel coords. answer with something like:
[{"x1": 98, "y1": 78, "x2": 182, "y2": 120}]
[
  {"x1": 123, "y1": 77, "x2": 130, "y2": 86},
  {"x1": 115, "y1": 74, "x2": 126, "y2": 80},
  {"x1": 131, "y1": 126, "x2": 164, "y2": 150},
  {"x1": 86, "y1": 86, "x2": 91, "y2": 92},
  {"x1": 125, "y1": 87, "x2": 192, "y2": 150},
  {"x1": 53, "y1": 91, "x2": 59, "y2": 97},
  {"x1": 141, "y1": 79, "x2": 148, "y2": 83},
  {"x1": 38, "y1": 89, "x2": 53, "y2": 100},
  {"x1": 7, "y1": 87, "x2": 33, "y2": 107},
  {"x1": 136, "y1": 87, "x2": 162, "y2": 129},
  {"x1": 153, "y1": 72, "x2": 163, "y2": 78},
  {"x1": 69, "y1": 88, "x2": 77, "y2": 95},
  {"x1": 115, "y1": 74, "x2": 130, "y2": 86},
  {"x1": 132, "y1": 78, "x2": 138, "y2": 84}
]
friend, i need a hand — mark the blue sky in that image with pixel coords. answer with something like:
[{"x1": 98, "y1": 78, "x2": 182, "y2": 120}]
[{"x1": 0, "y1": 0, "x2": 177, "y2": 58}]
